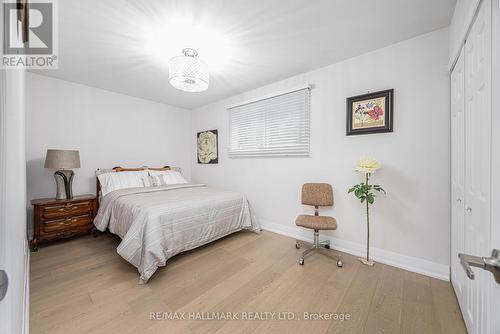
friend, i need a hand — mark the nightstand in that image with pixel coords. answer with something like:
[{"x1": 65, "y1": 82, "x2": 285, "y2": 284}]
[{"x1": 31, "y1": 194, "x2": 97, "y2": 251}]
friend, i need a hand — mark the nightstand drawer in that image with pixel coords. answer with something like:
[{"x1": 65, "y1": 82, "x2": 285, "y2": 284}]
[
  {"x1": 42, "y1": 214, "x2": 93, "y2": 234},
  {"x1": 41, "y1": 202, "x2": 92, "y2": 220}
]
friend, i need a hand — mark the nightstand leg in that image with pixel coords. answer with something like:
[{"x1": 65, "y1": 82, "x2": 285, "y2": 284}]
[
  {"x1": 91, "y1": 227, "x2": 99, "y2": 238},
  {"x1": 31, "y1": 239, "x2": 38, "y2": 252}
]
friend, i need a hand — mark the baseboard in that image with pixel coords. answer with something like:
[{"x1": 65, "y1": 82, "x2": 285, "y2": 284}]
[{"x1": 260, "y1": 220, "x2": 450, "y2": 281}]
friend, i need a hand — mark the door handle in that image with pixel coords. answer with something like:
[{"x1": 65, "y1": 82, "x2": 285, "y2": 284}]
[
  {"x1": 0, "y1": 270, "x2": 7, "y2": 301},
  {"x1": 459, "y1": 249, "x2": 500, "y2": 284}
]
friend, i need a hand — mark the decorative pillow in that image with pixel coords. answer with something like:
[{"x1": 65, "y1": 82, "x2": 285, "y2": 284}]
[
  {"x1": 98, "y1": 170, "x2": 149, "y2": 197},
  {"x1": 147, "y1": 170, "x2": 188, "y2": 185},
  {"x1": 141, "y1": 175, "x2": 165, "y2": 187}
]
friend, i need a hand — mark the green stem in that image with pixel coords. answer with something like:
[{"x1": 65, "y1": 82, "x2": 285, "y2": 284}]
[{"x1": 365, "y1": 173, "x2": 370, "y2": 262}]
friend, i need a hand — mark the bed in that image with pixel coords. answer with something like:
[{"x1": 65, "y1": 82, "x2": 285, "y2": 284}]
[{"x1": 93, "y1": 166, "x2": 260, "y2": 283}]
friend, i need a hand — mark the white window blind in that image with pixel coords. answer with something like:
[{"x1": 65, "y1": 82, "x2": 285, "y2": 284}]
[{"x1": 228, "y1": 87, "x2": 311, "y2": 157}]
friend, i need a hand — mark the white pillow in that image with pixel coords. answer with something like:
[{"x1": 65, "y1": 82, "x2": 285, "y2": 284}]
[
  {"x1": 98, "y1": 170, "x2": 149, "y2": 197},
  {"x1": 147, "y1": 170, "x2": 188, "y2": 185}
]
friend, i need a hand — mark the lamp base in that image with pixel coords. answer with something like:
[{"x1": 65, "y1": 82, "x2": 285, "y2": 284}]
[
  {"x1": 359, "y1": 258, "x2": 375, "y2": 266},
  {"x1": 54, "y1": 170, "x2": 74, "y2": 200}
]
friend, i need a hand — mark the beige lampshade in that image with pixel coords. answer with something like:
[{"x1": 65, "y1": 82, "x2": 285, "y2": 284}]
[{"x1": 44, "y1": 149, "x2": 81, "y2": 169}]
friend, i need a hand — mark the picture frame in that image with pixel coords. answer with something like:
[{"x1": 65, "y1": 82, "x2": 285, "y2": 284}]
[
  {"x1": 197, "y1": 129, "x2": 218, "y2": 164},
  {"x1": 346, "y1": 89, "x2": 394, "y2": 136}
]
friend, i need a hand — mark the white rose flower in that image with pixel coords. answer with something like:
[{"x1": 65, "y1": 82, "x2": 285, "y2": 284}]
[{"x1": 355, "y1": 157, "x2": 381, "y2": 174}]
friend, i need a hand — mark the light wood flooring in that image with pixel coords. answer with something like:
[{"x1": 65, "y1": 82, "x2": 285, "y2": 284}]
[{"x1": 30, "y1": 231, "x2": 466, "y2": 334}]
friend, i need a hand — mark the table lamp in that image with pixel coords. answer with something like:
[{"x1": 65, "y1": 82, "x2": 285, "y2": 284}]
[{"x1": 44, "y1": 149, "x2": 81, "y2": 200}]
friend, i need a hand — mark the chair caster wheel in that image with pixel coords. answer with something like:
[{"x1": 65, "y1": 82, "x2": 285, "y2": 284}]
[
  {"x1": 295, "y1": 242, "x2": 301, "y2": 249},
  {"x1": 324, "y1": 244, "x2": 330, "y2": 249},
  {"x1": 337, "y1": 260, "x2": 343, "y2": 268},
  {"x1": 299, "y1": 258, "x2": 304, "y2": 265}
]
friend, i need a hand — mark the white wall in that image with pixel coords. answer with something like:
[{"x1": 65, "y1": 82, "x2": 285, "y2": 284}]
[
  {"x1": 191, "y1": 28, "x2": 451, "y2": 279},
  {"x1": 26, "y1": 72, "x2": 192, "y2": 205}
]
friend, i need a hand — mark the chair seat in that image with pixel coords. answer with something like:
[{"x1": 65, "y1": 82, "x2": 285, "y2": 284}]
[{"x1": 295, "y1": 215, "x2": 337, "y2": 230}]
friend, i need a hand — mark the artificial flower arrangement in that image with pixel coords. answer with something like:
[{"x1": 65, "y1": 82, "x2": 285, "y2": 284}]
[{"x1": 348, "y1": 158, "x2": 386, "y2": 266}]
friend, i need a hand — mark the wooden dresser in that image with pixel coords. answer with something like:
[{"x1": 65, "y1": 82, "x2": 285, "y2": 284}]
[{"x1": 31, "y1": 195, "x2": 97, "y2": 251}]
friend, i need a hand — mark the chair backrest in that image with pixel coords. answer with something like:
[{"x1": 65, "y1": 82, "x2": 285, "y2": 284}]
[{"x1": 301, "y1": 183, "x2": 333, "y2": 207}]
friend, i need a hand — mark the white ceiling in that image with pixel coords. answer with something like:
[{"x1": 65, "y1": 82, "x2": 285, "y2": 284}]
[{"x1": 32, "y1": 0, "x2": 456, "y2": 109}]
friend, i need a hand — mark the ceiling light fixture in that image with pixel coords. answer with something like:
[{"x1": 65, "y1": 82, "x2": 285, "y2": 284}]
[{"x1": 169, "y1": 48, "x2": 209, "y2": 92}]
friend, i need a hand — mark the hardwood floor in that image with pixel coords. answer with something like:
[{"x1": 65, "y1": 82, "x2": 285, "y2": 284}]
[{"x1": 30, "y1": 231, "x2": 466, "y2": 334}]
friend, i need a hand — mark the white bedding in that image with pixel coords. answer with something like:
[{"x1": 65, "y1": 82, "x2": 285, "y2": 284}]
[{"x1": 93, "y1": 184, "x2": 260, "y2": 283}]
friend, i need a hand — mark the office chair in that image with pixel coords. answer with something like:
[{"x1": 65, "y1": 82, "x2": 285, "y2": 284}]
[{"x1": 295, "y1": 183, "x2": 343, "y2": 267}]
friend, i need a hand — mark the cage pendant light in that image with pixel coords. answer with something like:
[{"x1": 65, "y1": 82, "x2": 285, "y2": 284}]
[{"x1": 169, "y1": 48, "x2": 209, "y2": 92}]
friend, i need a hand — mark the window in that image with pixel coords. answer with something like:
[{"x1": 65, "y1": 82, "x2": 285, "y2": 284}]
[{"x1": 228, "y1": 87, "x2": 311, "y2": 157}]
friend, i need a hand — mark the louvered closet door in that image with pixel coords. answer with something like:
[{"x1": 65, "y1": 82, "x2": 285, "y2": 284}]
[
  {"x1": 463, "y1": 0, "x2": 492, "y2": 332},
  {"x1": 450, "y1": 46, "x2": 466, "y2": 312}
]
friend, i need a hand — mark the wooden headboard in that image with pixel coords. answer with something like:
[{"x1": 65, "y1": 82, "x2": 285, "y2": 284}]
[{"x1": 95, "y1": 166, "x2": 171, "y2": 210}]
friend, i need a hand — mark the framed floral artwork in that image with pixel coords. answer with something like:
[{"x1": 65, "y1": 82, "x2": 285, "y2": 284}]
[
  {"x1": 346, "y1": 89, "x2": 394, "y2": 136},
  {"x1": 197, "y1": 129, "x2": 218, "y2": 164}
]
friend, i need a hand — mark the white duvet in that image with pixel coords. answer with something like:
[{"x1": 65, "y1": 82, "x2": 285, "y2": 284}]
[{"x1": 93, "y1": 184, "x2": 260, "y2": 283}]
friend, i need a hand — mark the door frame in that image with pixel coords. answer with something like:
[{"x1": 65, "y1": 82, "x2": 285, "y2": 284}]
[
  {"x1": 450, "y1": 46, "x2": 466, "y2": 313},
  {"x1": 490, "y1": 0, "x2": 500, "y2": 332},
  {"x1": 0, "y1": 3, "x2": 29, "y2": 334}
]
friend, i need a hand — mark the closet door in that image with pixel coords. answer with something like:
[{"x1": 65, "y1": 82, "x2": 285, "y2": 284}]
[
  {"x1": 463, "y1": 0, "x2": 492, "y2": 332},
  {"x1": 450, "y1": 47, "x2": 465, "y2": 310}
]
